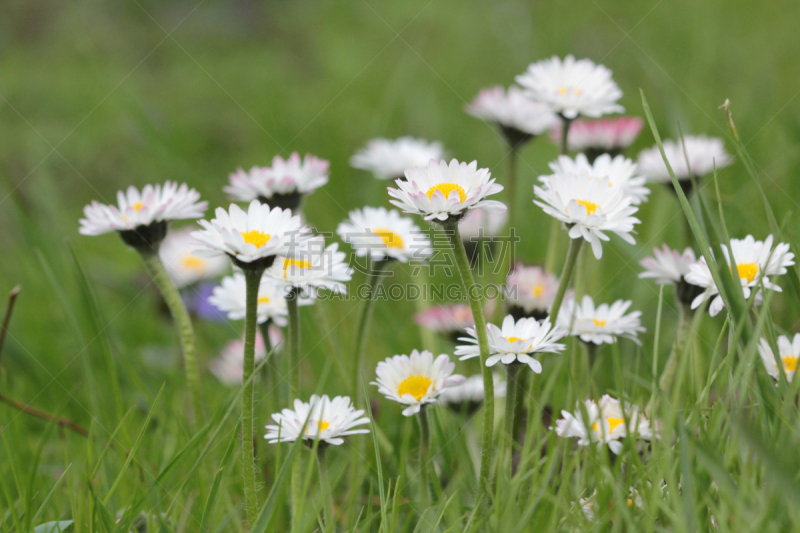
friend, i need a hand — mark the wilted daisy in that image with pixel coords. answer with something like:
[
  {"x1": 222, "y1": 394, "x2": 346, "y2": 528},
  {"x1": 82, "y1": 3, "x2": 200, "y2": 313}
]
[
  {"x1": 685, "y1": 235, "x2": 794, "y2": 316},
  {"x1": 639, "y1": 245, "x2": 704, "y2": 306},
  {"x1": 224, "y1": 153, "x2": 330, "y2": 210},
  {"x1": 558, "y1": 295, "x2": 644, "y2": 345},
  {"x1": 758, "y1": 334, "x2": 800, "y2": 383},
  {"x1": 414, "y1": 302, "x2": 495, "y2": 343},
  {"x1": 550, "y1": 117, "x2": 643, "y2": 160},
  {"x1": 209, "y1": 328, "x2": 283, "y2": 385},
  {"x1": 158, "y1": 227, "x2": 229, "y2": 288},
  {"x1": 456, "y1": 315, "x2": 566, "y2": 372},
  {"x1": 438, "y1": 374, "x2": 507, "y2": 408},
  {"x1": 515, "y1": 55, "x2": 624, "y2": 120},
  {"x1": 637, "y1": 136, "x2": 733, "y2": 186},
  {"x1": 265, "y1": 234, "x2": 352, "y2": 296},
  {"x1": 534, "y1": 170, "x2": 640, "y2": 259},
  {"x1": 555, "y1": 395, "x2": 656, "y2": 454},
  {"x1": 544, "y1": 153, "x2": 650, "y2": 205},
  {"x1": 465, "y1": 85, "x2": 558, "y2": 146},
  {"x1": 506, "y1": 265, "x2": 560, "y2": 320},
  {"x1": 336, "y1": 206, "x2": 432, "y2": 263},
  {"x1": 264, "y1": 395, "x2": 370, "y2": 445},
  {"x1": 79, "y1": 182, "x2": 207, "y2": 248},
  {"x1": 388, "y1": 159, "x2": 506, "y2": 223},
  {"x1": 372, "y1": 350, "x2": 464, "y2": 416},
  {"x1": 208, "y1": 273, "x2": 290, "y2": 325},
  {"x1": 350, "y1": 137, "x2": 444, "y2": 181}
]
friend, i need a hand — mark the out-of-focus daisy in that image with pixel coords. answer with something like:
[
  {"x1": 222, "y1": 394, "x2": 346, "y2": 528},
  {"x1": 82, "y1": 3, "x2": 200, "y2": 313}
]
[
  {"x1": 544, "y1": 153, "x2": 650, "y2": 205},
  {"x1": 264, "y1": 235, "x2": 353, "y2": 297},
  {"x1": 388, "y1": 159, "x2": 506, "y2": 223},
  {"x1": 758, "y1": 334, "x2": 800, "y2": 383},
  {"x1": 336, "y1": 206, "x2": 432, "y2": 263},
  {"x1": 465, "y1": 85, "x2": 558, "y2": 146},
  {"x1": 458, "y1": 208, "x2": 509, "y2": 268},
  {"x1": 637, "y1": 136, "x2": 733, "y2": 187},
  {"x1": 639, "y1": 245, "x2": 704, "y2": 306},
  {"x1": 350, "y1": 137, "x2": 444, "y2": 181},
  {"x1": 534, "y1": 170, "x2": 640, "y2": 259},
  {"x1": 372, "y1": 350, "x2": 464, "y2": 416},
  {"x1": 506, "y1": 265, "x2": 560, "y2": 321},
  {"x1": 558, "y1": 295, "x2": 644, "y2": 345},
  {"x1": 685, "y1": 235, "x2": 794, "y2": 317},
  {"x1": 456, "y1": 315, "x2": 566, "y2": 372},
  {"x1": 515, "y1": 55, "x2": 624, "y2": 120},
  {"x1": 265, "y1": 395, "x2": 370, "y2": 445},
  {"x1": 79, "y1": 182, "x2": 206, "y2": 248},
  {"x1": 191, "y1": 200, "x2": 310, "y2": 270},
  {"x1": 438, "y1": 374, "x2": 507, "y2": 409},
  {"x1": 208, "y1": 273, "x2": 290, "y2": 325},
  {"x1": 555, "y1": 395, "x2": 656, "y2": 454},
  {"x1": 209, "y1": 328, "x2": 283, "y2": 385},
  {"x1": 414, "y1": 302, "x2": 495, "y2": 343},
  {"x1": 550, "y1": 117, "x2": 643, "y2": 161},
  {"x1": 158, "y1": 227, "x2": 229, "y2": 288},
  {"x1": 224, "y1": 153, "x2": 330, "y2": 211}
]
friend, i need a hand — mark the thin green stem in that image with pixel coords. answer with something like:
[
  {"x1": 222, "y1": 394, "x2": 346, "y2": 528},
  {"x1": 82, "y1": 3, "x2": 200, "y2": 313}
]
[
  {"x1": 559, "y1": 116, "x2": 572, "y2": 156},
  {"x1": 549, "y1": 237, "x2": 583, "y2": 325},
  {"x1": 352, "y1": 259, "x2": 389, "y2": 398},
  {"x1": 287, "y1": 287, "x2": 303, "y2": 529},
  {"x1": 318, "y1": 447, "x2": 336, "y2": 532},
  {"x1": 258, "y1": 321, "x2": 280, "y2": 414},
  {"x1": 659, "y1": 302, "x2": 693, "y2": 394},
  {"x1": 417, "y1": 405, "x2": 431, "y2": 510},
  {"x1": 503, "y1": 363, "x2": 522, "y2": 477},
  {"x1": 511, "y1": 367, "x2": 528, "y2": 474},
  {"x1": 507, "y1": 147, "x2": 519, "y2": 232},
  {"x1": 545, "y1": 118, "x2": 574, "y2": 272},
  {"x1": 140, "y1": 251, "x2": 203, "y2": 425}
]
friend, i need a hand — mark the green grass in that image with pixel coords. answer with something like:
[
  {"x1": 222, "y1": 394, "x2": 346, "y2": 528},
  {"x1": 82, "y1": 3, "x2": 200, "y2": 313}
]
[{"x1": 2, "y1": 0, "x2": 800, "y2": 531}]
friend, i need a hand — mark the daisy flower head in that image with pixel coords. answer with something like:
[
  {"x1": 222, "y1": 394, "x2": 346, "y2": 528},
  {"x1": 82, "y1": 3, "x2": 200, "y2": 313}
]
[
  {"x1": 544, "y1": 153, "x2": 650, "y2": 205},
  {"x1": 372, "y1": 350, "x2": 465, "y2": 416},
  {"x1": 388, "y1": 159, "x2": 506, "y2": 223},
  {"x1": 758, "y1": 334, "x2": 800, "y2": 383},
  {"x1": 158, "y1": 227, "x2": 229, "y2": 289},
  {"x1": 465, "y1": 85, "x2": 558, "y2": 146},
  {"x1": 208, "y1": 273, "x2": 291, "y2": 325},
  {"x1": 414, "y1": 302, "x2": 495, "y2": 343},
  {"x1": 350, "y1": 137, "x2": 445, "y2": 181},
  {"x1": 550, "y1": 117, "x2": 643, "y2": 160},
  {"x1": 639, "y1": 245, "x2": 704, "y2": 306},
  {"x1": 191, "y1": 200, "x2": 310, "y2": 271},
  {"x1": 79, "y1": 182, "x2": 207, "y2": 249},
  {"x1": 637, "y1": 135, "x2": 733, "y2": 184},
  {"x1": 265, "y1": 234, "x2": 353, "y2": 297},
  {"x1": 533, "y1": 169, "x2": 640, "y2": 259},
  {"x1": 506, "y1": 264, "x2": 559, "y2": 320},
  {"x1": 336, "y1": 206, "x2": 432, "y2": 263},
  {"x1": 685, "y1": 235, "x2": 795, "y2": 317},
  {"x1": 515, "y1": 55, "x2": 624, "y2": 120},
  {"x1": 456, "y1": 315, "x2": 566, "y2": 372},
  {"x1": 558, "y1": 295, "x2": 645, "y2": 345},
  {"x1": 265, "y1": 395, "x2": 370, "y2": 446},
  {"x1": 209, "y1": 328, "x2": 283, "y2": 385},
  {"x1": 438, "y1": 374, "x2": 507, "y2": 411}
]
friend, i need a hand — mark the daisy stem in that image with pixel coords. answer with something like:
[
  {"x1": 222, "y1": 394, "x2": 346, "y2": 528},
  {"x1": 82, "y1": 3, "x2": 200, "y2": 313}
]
[
  {"x1": 507, "y1": 146, "x2": 519, "y2": 232},
  {"x1": 417, "y1": 404, "x2": 431, "y2": 510},
  {"x1": 317, "y1": 447, "x2": 336, "y2": 531},
  {"x1": 287, "y1": 287, "x2": 303, "y2": 528},
  {"x1": 242, "y1": 267, "x2": 266, "y2": 527},
  {"x1": 504, "y1": 362, "x2": 522, "y2": 477},
  {"x1": 559, "y1": 116, "x2": 573, "y2": 156},
  {"x1": 352, "y1": 259, "x2": 389, "y2": 398},
  {"x1": 140, "y1": 251, "x2": 203, "y2": 426},
  {"x1": 511, "y1": 369, "x2": 528, "y2": 474},
  {"x1": 258, "y1": 321, "x2": 280, "y2": 413},
  {"x1": 443, "y1": 219, "x2": 495, "y2": 507},
  {"x1": 545, "y1": 117, "x2": 574, "y2": 273},
  {"x1": 549, "y1": 237, "x2": 583, "y2": 325},
  {"x1": 659, "y1": 302, "x2": 693, "y2": 395}
]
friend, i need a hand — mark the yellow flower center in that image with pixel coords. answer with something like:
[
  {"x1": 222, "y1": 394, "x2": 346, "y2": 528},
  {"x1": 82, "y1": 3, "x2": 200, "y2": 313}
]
[
  {"x1": 283, "y1": 258, "x2": 311, "y2": 279},
  {"x1": 257, "y1": 296, "x2": 271, "y2": 305},
  {"x1": 132, "y1": 202, "x2": 145, "y2": 211},
  {"x1": 426, "y1": 183, "x2": 466, "y2": 203},
  {"x1": 592, "y1": 319, "x2": 608, "y2": 327},
  {"x1": 783, "y1": 355, "x2": 798, "y2": 373},
  {"x1": 627, "y1": 498, "x2": 633, "y2": 507},
  {"x1": 180, "y1": 256, "x2": 206, "y2": 272},
  {"x1": 734, "y1": 262, "x2": 759, "y2": 283},
  {"x1": 532, "y1": 284, "x2": 544, "y2": 297},
  {"x1": 557, "y1": 86, "x2": 581, "y2": 96},
  {"x1": 397, "y1": 375, "x2": 433, "y2": 401},
  {"x1": 577, "y1": 199, "x2": 599, "y2": 216},
  {"x1": 372, "y1": 228, "x2": 405, "y2": 249},
  {"x1": 240, "y1": 230, "x2": 271, "y2": 249},
  {"x1": 306, "y1": 420, "x2": 330, "y2": 434},
  {"x1": 592, "y1": 417, "x2": 625, "y2": 435}
]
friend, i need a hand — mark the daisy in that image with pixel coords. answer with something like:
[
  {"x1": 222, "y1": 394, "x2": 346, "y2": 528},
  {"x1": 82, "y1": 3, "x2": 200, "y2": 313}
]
[
  {"x1": 224, "y1": 153, "x2": 330, "y2": 210},
  {"x1": 158, "y1": 227, "x2": 229, "y2": 288},
  {"x1": 758, "y1": 334, "x2": 800, "y2": 383},
  {"x1": 191, "y1": 200, "x2": 310, "y2": 270},
  {"x1": 506, "y1": 265, "x2": 560, "y2": 320},
  {"x1": 555, "y1": 395, "x2": 655, "y2": 454},
  {"x1": 414, "y1": 302, "x2": 495, "y2": 343},
  {"x1": 350, "y1": 137, "x2": 444, "y2": 181},
  {"x1": 372, "y1": 350, "x2": 465, "y2": 416},
  {"x1": 264, "y1": 235, "x2": 353, "y2": 296},
  {"x1": 558, "y1": 295, "x2": 644, "y2": 345},
  {"x1": 265, "y1": 395, "x2": 370, "y2": 445},
  {"x1": 456, "y1": 315, "x2": 566, "y2": 372},
  {"x1": 686, "y1": 235, "x2": 794, "y2": 317},
  {"x1": 637, "y1": 136, "x2": 733, "y2": 184},
  {"x1": 639, "y1": 245, "x2": 704, "y2": 306},
  {"x1": 534, "y1": 170, "x2": 640, "y2": 259},
  {"x1": 79, "y1": 182, "x2": 207, "y2": 248},
  {"x1": 336, "y1": 206, "x2": 432, "y2": 263},
  {"x1": 209, "y1": 328, "x2": 283, "y2": 385},
  {"x1": 438, "y1": 374, "x2": 507, "y2": 407},
  {"x1": 544, "y1": 153, "x2": 650, "y2": 205},
  {"x1": 388, "y1": 159, "x2": 506, "y2": 223},
  {"x1": 515, "y1": 55, "x2": 624, "y2": 120},
  {"x1": 550, "y1": 117, "x2": 643, "y2": 160},
  {"x1": 465, "y1": 85, "x2": 558, "y2": 145},
  {"x1": 208, "y1": 273, "x2": 290, "y2": 326}
]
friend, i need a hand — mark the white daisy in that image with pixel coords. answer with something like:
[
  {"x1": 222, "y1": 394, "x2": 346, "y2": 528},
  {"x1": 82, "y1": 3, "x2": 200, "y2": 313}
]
[
  {"x1": 544, "y1": 153, "x2": 650, "y2": 205},
  {"x1": 264, "y1": 235, "x2": 353, "y2": 296},
  {"x1": 224, "y1": 153, "x2": 329, "y2": 209},
  {"x1": 550, "y1": 116, "x2": 643, "y2": 156},
  {"x1": 638, "y1": 245, "x2": 698, "y2": 285},
  {"x1": 515, "y1": 55, "x2": 624, "y2": 120},
  {"x1": 558, "y1": 295, "x2": 644, "y2": 345},
  {"x1": 158, "y1": 227, "x2": 229, "y2": 288},
  {"x1": 208, "y1": 273, "x2": 290, "y2": 325},
  {"x1": 534, "y1": 170, "x2": 640, "y2": 259},
  {"x1": 209, "y1": 328, "x2": 283, "y2": 385},
  {"x1": 336, "y1": 206, "x2": 432, "y2": 263},
  {"x1": 191, "y1": 200, "x2": 311, "y2": 268},
  {"x1": 455, "y1": 315, "x2": 566, "y2": 372},
  {"x1": 265, "y1": 395, "x2": 370, "y2": 445},
  {"x1": 372, "y1": 350, "x2": 465, "y2": 416},
  {"x1": 637, "y1": 136, "x2": 733, "y2": 183},
  {"x1": 758, "y1": 334, "x2": 800, "y2": 383},
  {"x1": 685, "y1": 235, "x2": 795, "y2": 317},
  {"x1": 506, "y1": 265, "x2": 560, "y2": 319},
  {"x1": 413, "y1": 302, "x2": 496, "y2": 343},
  {"x1": 438, "y1": 374, "x2": 507, "y2": 406},
  {"x1": 388, "y1": 159, "x2": 506, "y2": 222},
  {"x1": 465, "y1": 85, "x2": 558, "y2": 139},
  {"x1": 350, "y1": 137, "x2": 444, "y2": 181},
  {"x1": 458, "y1": 207, "x2": 509, "y2": 240},
  {"x1": 555, "y1": 395, "x2": 655, "y2": 454}
]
